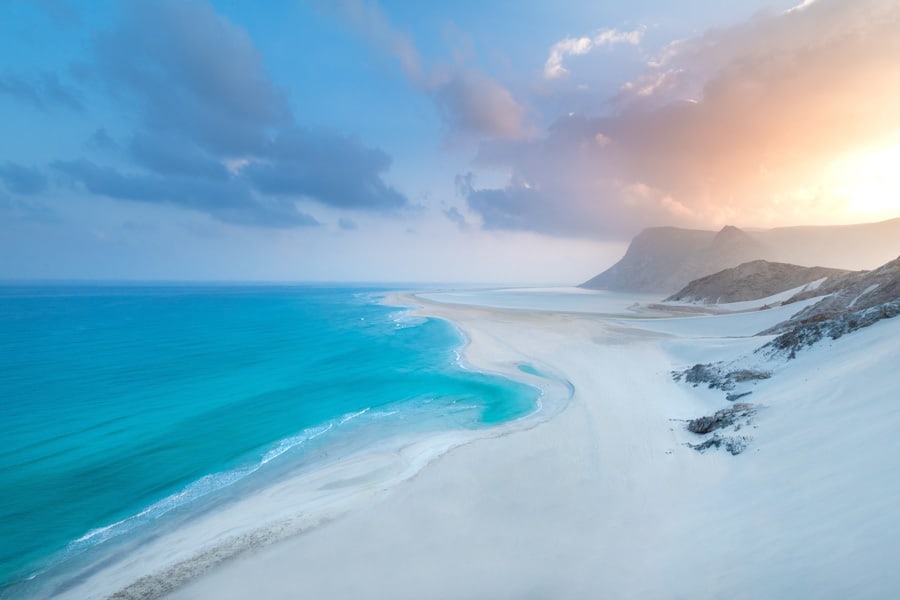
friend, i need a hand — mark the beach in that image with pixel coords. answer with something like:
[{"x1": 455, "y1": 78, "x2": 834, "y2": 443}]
[{"x1": 47, "y1": 287, "x2": 900, "y2": 599}]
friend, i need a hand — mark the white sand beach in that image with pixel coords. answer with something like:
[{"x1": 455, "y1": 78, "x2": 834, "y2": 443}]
[
  {"x1": 45, "y1": 287, "x2": 900, "y2": 600},
  {"x1": 156, "y1": 288, "x2": 900, "y2": 599}
]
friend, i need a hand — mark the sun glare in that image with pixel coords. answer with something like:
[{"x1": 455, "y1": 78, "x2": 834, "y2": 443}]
[{"x1": 826, "y1": 141, "x2": 900, "y2": 220}]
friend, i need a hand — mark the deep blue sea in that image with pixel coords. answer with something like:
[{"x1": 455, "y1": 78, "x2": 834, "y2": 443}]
[{"x1": 0, "y1": 284, "x2": 538, "y2": 595}]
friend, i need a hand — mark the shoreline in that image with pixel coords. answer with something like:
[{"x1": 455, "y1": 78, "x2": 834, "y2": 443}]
[
  {"x1": 22, "y1": 290, "x2": 572, "y2": 600},
  {"x1": 24, "y1": 286, "x2": 900, "y2": 599},
  {"x1": 167, "y1": 287, "x2": 900, "y2": 599},
  {"x1": 167, "y1": 288, "x2": 718, "y2": 599}
]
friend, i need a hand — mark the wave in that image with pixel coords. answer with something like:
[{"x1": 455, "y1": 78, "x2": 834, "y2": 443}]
[
  {"x1": 339, "y1": 407, "x2": 370, "y2": 425},
  {"x1": 66, "y1": 408, "x2": 376, "y2": 554},
  {"x1": 388, "y1": 309, "x2": 427, "y2": 329}
]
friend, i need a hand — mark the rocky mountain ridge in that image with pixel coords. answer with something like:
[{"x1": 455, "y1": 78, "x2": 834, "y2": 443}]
[{"x1": 581, "y1": 218, "x2": 900, "y2": 293}]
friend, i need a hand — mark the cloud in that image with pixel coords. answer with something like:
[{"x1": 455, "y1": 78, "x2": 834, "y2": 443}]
[
  {"x1": 464, "y1": 0, "x2": 900, "y2": 238},
  {"x1": 94, "y1": 0, "x2": 290, "y2": 156},
  {"x1": 0, "y1": 191, "x2": 58, "y2": 223},
  {"x1": 786, "y1": 0, "x2": 819, "y2": 13},
  {"x1": 0, "y1": 163, "x2": 48, "y2": 195},
  {"x1": 442, "y1": 206, "x2": 469, "y2": 231},
  {"x1": 329, "y1": 0, "x2": 423, "y2": 82},
  {"x1": 0, "y1": 71, "x2": 82, "y2": 111},
  {"x1": 245, "y1": 127, "x2": 407, "y2": 212},
  {"x1": 52, "y1": 159, "x2": 319, "y2": 228},
  {"x1": 338, "y1": 217, "x2": 358, "y2": 231},
  {"x1": 85, "y1": 128, "x2": 119, "y2": 153},
  {"x1": 129, "y1": 132, "x2": 230, "y2": 180},
  {"x1": 434, "y1": 71, "x2": 526, "y2": 138},
  {"x1": 49, "y1": 0, "x2": 408, "y2": 226},
  {"x1": 544, "y1": 27, "x2": 645, "y2": 79},
  {"x1": 331, "y1": 0, "x2": 528, "y2": 139}
]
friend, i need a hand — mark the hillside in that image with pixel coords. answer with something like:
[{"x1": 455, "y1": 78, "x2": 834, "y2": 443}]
[
  {"x1": 665, "y1": 260, "x2": 851, "y2": 304},
  {"x1": 758, "y1": 256, "x2": 900, "y2": 356},
  {"x1": 671, "y1": 253, "x2": 900, "y2": 449},
  {"x1": 672, "y1": 255, "x2": 900, "y2": 394},
  {"x1": 582, "y1": 217, "x2": 900, "y2": 293}
]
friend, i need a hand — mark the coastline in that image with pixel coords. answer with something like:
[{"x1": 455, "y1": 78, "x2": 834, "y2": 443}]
[
  {"x1": 23, "y1": 290, "x2": 569, "y2": 600},
  {"x1": 168, "y1": 287, "x2": 900, "y2": 599},
  {"x1": 30, "y1": 286, "x2": 900, "y2": 599},
  {"x1": 166, "y1": 288, "x2": 724, "y2": 599}
]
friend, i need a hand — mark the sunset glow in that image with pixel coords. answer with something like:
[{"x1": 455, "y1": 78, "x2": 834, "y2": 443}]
[
  {"x1": 0, "y1": 0, "x2": 898, "y2": 282},
  {"x1": 828, "y1": 140, "x2": 900, "y2": 220}
]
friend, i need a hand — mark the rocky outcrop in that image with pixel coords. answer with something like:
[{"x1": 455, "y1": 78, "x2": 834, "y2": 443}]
[
  {"x1": 673, "y1": 363, "x2": 771, "y2": 391},
  {"x1": 687, "y1": 403, "x2": 756, "y2": 434},
  {"x1": 673, "y1": 253, "x2": 899, "y2": 458},
  {"x1": 685, "y1": 403, "x2": 757, "y2": 456},
  {"x1": 687, "y1": 434, "x2": 751, "y2": 456},
  {"x1": 665, "y1": 260, "x2": 850, "y2": 304},
  {"x1": 760, "y1": 299, "x2": 900, "y2": 359},
  {"x1": 757, "y1": 256, "x2": 900, "y2": 359}
]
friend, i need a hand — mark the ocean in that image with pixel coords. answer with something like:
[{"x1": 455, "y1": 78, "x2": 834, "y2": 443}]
[{"x1": 0, "y1": 284, "x2": 539, "y2": 596}]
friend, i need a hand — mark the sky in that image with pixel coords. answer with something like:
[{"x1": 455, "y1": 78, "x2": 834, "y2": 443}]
[{"x1": 1, "y1": 0, "x2": 898, "y2": 283}]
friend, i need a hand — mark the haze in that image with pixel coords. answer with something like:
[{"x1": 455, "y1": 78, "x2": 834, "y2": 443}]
[{"x1": 1, "y1": 0, "x2": 898, "y2": 283}]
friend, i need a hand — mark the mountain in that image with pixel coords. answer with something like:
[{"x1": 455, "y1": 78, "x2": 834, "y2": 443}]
[
  {"x1": 755, "y1": 219, "x2": 900, "y2": 272},
  {"x1": 581, "y1": 218, "x2": 900, "y2": 293},
  {"x1": 580, "y1": 225, "x2": 770, "y2": 293},
  {"x1": 665, "y1": 260, "x2": 851, "y2": 304}
]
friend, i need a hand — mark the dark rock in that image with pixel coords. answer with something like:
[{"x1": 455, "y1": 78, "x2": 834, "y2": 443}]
[
  {"x1": 686, "y1": 434, "x2": 750, "y2": 455},
  {"x1": 760, "y1": 298, "x2": 900, "y2": 360},
  {"x1": 673, "y1": 363, "x2": 770, "y2": 391},
  {"x1": 686, "y1": 403, "x2": 756, "y2": 435}
]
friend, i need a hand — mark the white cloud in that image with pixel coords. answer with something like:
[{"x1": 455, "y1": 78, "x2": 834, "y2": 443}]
[
  {"x1": 466, "y1": 0, "x2": 900, "y2": 238},
  {"x1": 544, "y1": 37, "x2": 593, "y2": 79},
  {"x1": 544, "y1": 27, "x2": 644, "y2": 79},
  {"x1": 335, "y1": 0, "x2": 528, "y2": 139},
  {"x1": 786, "y1": 0, "x2": 818, "y2": 13}
]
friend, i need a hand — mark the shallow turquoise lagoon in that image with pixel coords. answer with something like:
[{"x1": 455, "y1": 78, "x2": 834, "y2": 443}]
[{"x1": 0, "y1": 284, "x2": 538, "y2": 595}]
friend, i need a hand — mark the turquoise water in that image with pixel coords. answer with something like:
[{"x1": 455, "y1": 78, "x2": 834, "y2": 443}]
[{"x1": 0, "y1": 284, "x2": 538, "y2": 595}]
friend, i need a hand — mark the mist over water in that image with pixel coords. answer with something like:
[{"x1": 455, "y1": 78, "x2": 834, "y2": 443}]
[{"x1": 0, "y1": 284, "x2": 538, "y2": 594}]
